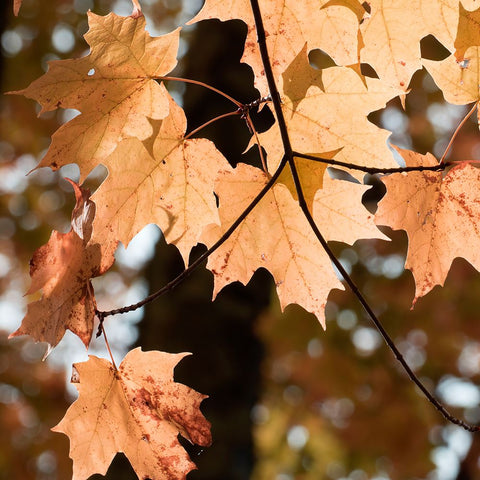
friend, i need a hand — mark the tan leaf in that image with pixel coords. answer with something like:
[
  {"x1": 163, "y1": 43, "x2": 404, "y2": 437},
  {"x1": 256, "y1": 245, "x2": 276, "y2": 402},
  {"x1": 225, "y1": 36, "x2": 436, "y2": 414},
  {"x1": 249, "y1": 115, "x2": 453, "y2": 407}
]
[
  {"x1": 9, "y1": 182, "x2": 114, "y2": 355},
  {"x1": 91, "y1": 93, "x2": 230, "y2": 264},
  {"x1": 52, "y1": 348, "x2": 211, "y2": 480},
  {"x1": 424, "y1": 46, "x2": 480, "y2": 112},
  {"x1": 11, "y1": 13, "x2": 180, "y2": 179},
  {"x1": 202, "y1": 164, "x2": 345, "y2": 327},
  {"x1": 189, "y1": 0, "x2": 363, "y2": 94},
  {"x1": 407, "y1": 1, "x2": 480, "y2": 63},
  {"x1": 313, "y1": 175, "x2": 390, "y2": 245},
  {"x1": 359, "y1": 0, "x2": 424, "y2": 90},
  {"x1": 420, "y1": 0, "x2": 459, "y2": 52},
  {"x1": 454, "y1": 3, "x2": 480, "y2": 61},
  {"x1": 276, "y1": 154, "x2": 330, "y2": 212},
  {"x1": 360, "y1": 1, "x2": 480, "y2": 90},
  {"x1": 376, "y1": 146, "x2": 480, "y2": 304},
  {"x1": 261, "y1": 60, "x2": 400, "y2": 185}
]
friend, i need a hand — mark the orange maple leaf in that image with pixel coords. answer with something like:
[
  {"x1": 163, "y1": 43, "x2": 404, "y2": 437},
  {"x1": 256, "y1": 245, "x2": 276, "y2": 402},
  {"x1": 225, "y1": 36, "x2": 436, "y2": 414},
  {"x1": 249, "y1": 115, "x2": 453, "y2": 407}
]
[
  {"x1": 189, "y1": 0, "x2": 363, "y2": 95},
  {"x1": 424, "y1": 46, "x2": 480, "y2": 121},
  {"x1": 91, "y1": 92, "x2": 231, "y2": 264},
  {"x1": 202, "y1": 164, "x2": 386, "y2": 326},
  {"x1": 53, "y1": 348, "x2": 211, "y2": 480},
  {"x1": 376, "y1": 146, "x2": 480, "y2": 304},
  {"x1": 202, "y1": 164, "x2": 344, "y2": 327},
  {"x1": 260, "y1": 58, "x2": 400, "y2": 195},
  {"x1": 11, "y1": 12, "x2": 180, "y2": 180},
  {"x1": 9, "y1": 181, "x2": 114, "y2": 356},
  {"x1": 454, "y1": 3, "x2": 480, "y2": 61},
  {"x1": 358, "y1": 0, "x2": 426, "y2": 89},
  {"x1": 420, "y1": 0, "x2": 461, "y2": 53}
]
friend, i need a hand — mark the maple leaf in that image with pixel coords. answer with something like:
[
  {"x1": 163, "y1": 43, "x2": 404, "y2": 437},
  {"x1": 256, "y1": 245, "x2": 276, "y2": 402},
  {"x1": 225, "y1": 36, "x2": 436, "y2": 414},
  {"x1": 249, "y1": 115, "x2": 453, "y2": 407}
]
[
  {"x1": 357, "y1": 0, "x2": 476, "y2": 90},
  {"x1": 91, "y1": 92, "x2": 231, "y2": 264},
  {"x1": 313, "y1": 174, "x2": 390, "y2": 245},
  {"x1": 454, "y1": 3, "x2": 480, "y2": 61},
  {"x1": 202, "y1": 163, "x2": 386, "y2": 327},
  {"x1": 375, "y1": 146, "x2": 480, "y2": 304},
  {"x1": 357, "y1": 0, "x2": 425, "y2": 90},
  {"x1": 11, "y1": 12, "x2": 180, "y2": 180},
  {"x1": 423, "y1": 46, "x2": 480, "y2": 117},
  {"x1": 260, "y1": 59, "x2": 400, "y2": 196},
  {"x1": 9, "y1": 181, "x2": 114, "y2": 356},
  {"x1": 202, "y1": 164, "x2": 344, "y2": 327},
  {"x1": 189, "y1": 0, "x2": 363, "y2": 95},
  {"x1": 52, "y1": 348, "x2": 211, "y2": 480},
  {"x1": 276, "y1": 151, "x2": 338, "y2": 212},
  {"x1": 420, "y1": 0, "x2": 459, "y2": 53}
]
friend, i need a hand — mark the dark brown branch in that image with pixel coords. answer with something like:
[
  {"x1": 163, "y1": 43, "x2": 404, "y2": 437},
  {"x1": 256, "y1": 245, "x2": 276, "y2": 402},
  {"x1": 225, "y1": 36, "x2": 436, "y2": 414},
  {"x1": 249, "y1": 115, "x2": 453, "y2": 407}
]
[
  {"x1": 249, "y1": 0, "x2": 479, "y2": 432},
  {"x1": 293, "y1": 151, "x2": 453, "y2": 174},
  {"x1": 298, "y1": 188, "x2": 479, "y2": 432},
  {"x1": 95, "y1": 154, "x2": 289, "y2": 319}
]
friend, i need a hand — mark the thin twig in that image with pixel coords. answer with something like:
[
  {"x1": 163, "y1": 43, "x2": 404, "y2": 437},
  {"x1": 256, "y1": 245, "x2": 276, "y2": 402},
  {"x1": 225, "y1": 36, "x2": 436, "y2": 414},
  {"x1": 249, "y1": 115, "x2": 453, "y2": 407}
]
[
  {"x1": 299, "y1": 179, "x2": 479, "y2": 432},
  {"x1": 249, "y1": 0, "x2": 479, "y2": 432},
  {"x1": 293, "y1": 151, "x2": 452, "y2": 174},
  {"x1": 157, "y1": 76, "x2": 242, "y2": 107},
  {"x1": 96, "y1": 154, "x2": 288, "y2": 319},
  {"x1": 439, "y1": 102, "x2": 477, "y2": 164}
]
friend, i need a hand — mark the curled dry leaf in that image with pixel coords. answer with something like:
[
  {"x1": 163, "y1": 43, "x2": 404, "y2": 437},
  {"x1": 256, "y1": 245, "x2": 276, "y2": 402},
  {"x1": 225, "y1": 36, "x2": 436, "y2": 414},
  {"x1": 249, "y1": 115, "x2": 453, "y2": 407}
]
[
  {"x1": 53, "y1": 348, "x2": 211, "y2": 480},
  {"x1": 9, "y1": 180, "x2": 115, "y2": 356}
]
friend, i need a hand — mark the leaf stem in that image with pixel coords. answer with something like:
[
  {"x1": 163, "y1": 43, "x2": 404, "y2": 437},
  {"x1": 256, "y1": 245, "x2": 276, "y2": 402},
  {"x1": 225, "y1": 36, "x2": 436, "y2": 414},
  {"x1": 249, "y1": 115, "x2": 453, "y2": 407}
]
[
  {"x1": 439, "y1": 102, "x2": 478, "y2": 164},
  {"x1": 96, "y1": 154, "x2": 288, "y2": 318},
  {"x1": 245, "y1": 110, "x2": 269, "y2": 172},
  {"x1": 157, "y1": 76, "x2": 243, "y2": 107},
  {"x1": 101, "y1": 323, "x2": 118, "y2": 371},
  {"x1": 249, "y1": 0, "x2": 478, "y2": 432},
  {"x1": 184, "y1": 110, "x2": 241, "y2": 140}
]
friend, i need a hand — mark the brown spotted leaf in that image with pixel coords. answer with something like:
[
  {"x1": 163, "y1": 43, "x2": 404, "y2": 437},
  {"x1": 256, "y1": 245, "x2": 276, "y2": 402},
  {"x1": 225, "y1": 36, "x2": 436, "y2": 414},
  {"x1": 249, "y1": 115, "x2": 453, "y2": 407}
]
[
  {"x1": 376, "y1": 147, "x2": 480, "y2": 304},
  {"x1": 261, "y1": 58, "x2": 400, "y2": 190},
  {"x1": 11, "y1": 12, "x2": 180, "y2": 180},
  {"x1": 189, "y1": 0, "x2": 364, "y2": 95},
  {"x1": 91, "y1": 92, "x2": 231, "y2": 265},
  {"x1": 202, "y1": 164, "x2": 346, "y2": 328},
  {"x1": 9, "y1": 181, "x2": 114, "y2": 355},
  {"x1": 52, "y1": 348, "x2": 211, "y2": 480}
]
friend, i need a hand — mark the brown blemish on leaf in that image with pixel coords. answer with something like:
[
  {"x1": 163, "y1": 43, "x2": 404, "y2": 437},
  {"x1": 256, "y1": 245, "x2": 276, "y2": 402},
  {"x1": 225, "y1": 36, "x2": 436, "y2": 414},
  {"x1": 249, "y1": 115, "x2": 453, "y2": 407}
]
[{"x1": 52, "y1": 349, "x2": 211, "y2": 479}]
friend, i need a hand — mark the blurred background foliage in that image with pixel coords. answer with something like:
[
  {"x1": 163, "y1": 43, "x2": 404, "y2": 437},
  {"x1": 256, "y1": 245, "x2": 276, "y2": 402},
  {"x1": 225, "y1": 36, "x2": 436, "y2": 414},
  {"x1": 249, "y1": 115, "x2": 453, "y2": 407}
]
[{"x1": 2, "y1": 1, "x2": 480, "y2": 479}]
